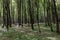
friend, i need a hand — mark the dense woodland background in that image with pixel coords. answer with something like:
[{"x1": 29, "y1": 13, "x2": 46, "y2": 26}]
[{"x1": 0, "y1": 0, "x2": 60, "y2": 40}]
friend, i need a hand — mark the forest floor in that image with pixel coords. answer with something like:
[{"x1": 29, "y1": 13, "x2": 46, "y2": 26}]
[{"x1": 0, "y1": 24, "x2": 60, "y2": 40}]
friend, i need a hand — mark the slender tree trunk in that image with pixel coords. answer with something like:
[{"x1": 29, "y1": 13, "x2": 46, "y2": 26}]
[
  {"x1": 17, "y1": 0, "x2": 21, "y2": 26},
  {"x1": 51, "y1": 0, "x2": 59, "y2": 33},
  {"x1": 28, "y1": 0, "x2": 34, "y2": 30},
  {"x1": 3, "y1": 0, "x2": 11, "y2": 30},
  {"x1": 2, "y1": 0, "x2": 7, "y2": 28},
  {"x1": 7, "y1": 0, "x2": 11, "y2": 30},
  {"x1": 35, "y1": 0, "x2": 41, "y2": 32},
  {"x1": 47, "y1": 0, "x2": 53, "y2": 32},
  {"x1": 24, "y1": 0, "x2": 27, "y2": 24}
]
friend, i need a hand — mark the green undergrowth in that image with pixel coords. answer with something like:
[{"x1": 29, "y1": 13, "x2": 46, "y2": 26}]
[{"x1": 0, "y1": 24, "x2": 60, "y2": 40}]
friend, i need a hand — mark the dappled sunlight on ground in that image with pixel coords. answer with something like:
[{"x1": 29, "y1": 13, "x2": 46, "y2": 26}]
[
  {"x1": 46, "y1": 37, "x2": 57, "y2": 40},
  {"x1": 0, "y1": 24, "x2": 60, "y2": 40}
]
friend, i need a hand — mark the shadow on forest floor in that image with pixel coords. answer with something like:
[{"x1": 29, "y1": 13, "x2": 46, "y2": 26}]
[{"x1": 0, "y1": 24, "x2": 60, "y2": 40}]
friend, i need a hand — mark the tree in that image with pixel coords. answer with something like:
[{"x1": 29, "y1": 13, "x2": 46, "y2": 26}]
[
  {"x1": 3, "y1": 0, "x2": 11, "y2": 30},
  {"x1": 17, "y1": 0, "x2": 21, "y2": 26},
  {"x1": 51, "y1": 0, "x2": 59, "y2": 33},
  {"x1": 2, "y1": 0, "x2": 7, "y2": 28},
  {"x1": 28, "y1": 0, "x2": 34, "y2": 30},
  {"x1": 35, "y1": 0, "x2": 41, "y2": 32},
  {"x1": 47, "y1": 0, "x2": 53, "y2": 31}
]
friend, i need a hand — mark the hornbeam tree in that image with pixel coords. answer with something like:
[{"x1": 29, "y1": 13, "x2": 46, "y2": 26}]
[
  {"x1": 24, "y1": 0, "x2": 27, "y2": 24},
  {"x1": 3, "y1": 0, "x2": 11, "y2": 30},
  {"x1": 35, "y1": 0, "x2": 41, "y2": 32},
  {"x1": 17, "y1": 0, "x2": 21, "y2": 26},
  {"x1": 2, "y1": 0, "x2": 7, "y2": 28},
  {"x1": 47, "y1": 0, "x2": 53, "y2": 31},
  {"x1": 28, "y1": 0, "x2": 34, "y2": 30},
  {"x1": 51, "y1": 0, "x2": 59, "y2": 33}
]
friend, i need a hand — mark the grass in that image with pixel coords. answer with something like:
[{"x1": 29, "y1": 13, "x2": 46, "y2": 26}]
[{"x1": 0, "y1": 24, "x2": 60, "y2": 40}]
